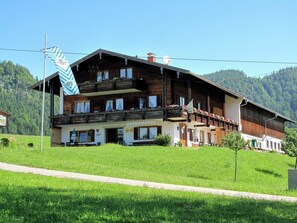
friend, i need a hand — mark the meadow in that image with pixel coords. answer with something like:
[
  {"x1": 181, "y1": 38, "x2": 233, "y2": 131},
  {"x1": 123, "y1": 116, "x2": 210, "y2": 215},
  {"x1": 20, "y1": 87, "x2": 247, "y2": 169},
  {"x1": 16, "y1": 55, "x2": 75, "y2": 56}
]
[
  {"x1": 1, "y1": 170, "x2": 297, "y2": 223},
  {"x1": 0, "y1": 134, "x2": 296, "y2": 197}
]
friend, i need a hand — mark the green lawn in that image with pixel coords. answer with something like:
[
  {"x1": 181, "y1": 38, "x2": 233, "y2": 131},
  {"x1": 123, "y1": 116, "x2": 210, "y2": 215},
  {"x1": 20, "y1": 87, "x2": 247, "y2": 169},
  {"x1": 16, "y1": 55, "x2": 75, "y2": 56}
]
[
  {"x1": 1, "y1": 170, "x2": 297, "y2": 223},
  {"x1": 0, "y1": 134, "x2": 297, "y2": 196}
]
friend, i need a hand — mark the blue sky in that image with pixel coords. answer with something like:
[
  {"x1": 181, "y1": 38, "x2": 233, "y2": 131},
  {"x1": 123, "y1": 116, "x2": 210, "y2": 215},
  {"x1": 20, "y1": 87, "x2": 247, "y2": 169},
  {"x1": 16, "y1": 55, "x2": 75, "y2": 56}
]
[{"x1": 1, "y1": 0, "x2": 297, "y2": 79}]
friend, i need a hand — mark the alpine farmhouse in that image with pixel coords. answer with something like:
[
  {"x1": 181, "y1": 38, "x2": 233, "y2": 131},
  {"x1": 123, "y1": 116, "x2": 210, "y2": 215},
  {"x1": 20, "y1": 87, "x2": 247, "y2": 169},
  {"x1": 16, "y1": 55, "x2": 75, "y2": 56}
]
[{"x1": 30, "y1": 49, "x2": 294, "y2": 151}]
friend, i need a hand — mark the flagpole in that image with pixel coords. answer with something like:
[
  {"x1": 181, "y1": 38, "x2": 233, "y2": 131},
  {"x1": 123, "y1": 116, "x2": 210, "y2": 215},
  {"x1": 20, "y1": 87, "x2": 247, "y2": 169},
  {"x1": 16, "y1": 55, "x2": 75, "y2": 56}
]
[{"x1": 40, "y1": 34, "x2": 47, "y2": 153}]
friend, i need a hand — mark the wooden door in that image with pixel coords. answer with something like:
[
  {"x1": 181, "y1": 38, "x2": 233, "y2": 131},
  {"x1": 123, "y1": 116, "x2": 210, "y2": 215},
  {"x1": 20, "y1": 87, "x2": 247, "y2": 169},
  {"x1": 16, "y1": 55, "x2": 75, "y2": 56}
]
[
  {"x1": 179, "y1": 123, "x2": 188, "y2": 147},
  {"x1": 51, "y1": 128, "x2": 61, "y2": 147}
]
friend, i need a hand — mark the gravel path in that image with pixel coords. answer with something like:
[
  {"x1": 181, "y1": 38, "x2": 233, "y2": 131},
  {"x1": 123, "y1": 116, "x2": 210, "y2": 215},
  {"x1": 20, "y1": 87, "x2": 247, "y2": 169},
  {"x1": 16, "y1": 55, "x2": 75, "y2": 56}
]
[{"x1": 1, "y1": 161, "x2": 296, "y2": 202}]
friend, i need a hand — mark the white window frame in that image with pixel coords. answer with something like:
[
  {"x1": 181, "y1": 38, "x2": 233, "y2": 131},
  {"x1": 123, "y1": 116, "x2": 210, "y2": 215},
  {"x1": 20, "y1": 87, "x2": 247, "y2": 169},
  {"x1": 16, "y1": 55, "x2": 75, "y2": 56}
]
[
  {"x1": 120, "y1": 68, "x2": 133, "y2": 79},
  {"x1": 148, "y1": 95, "x2": 157, "y2": 108},
  {"x1": 105, "y1": 100, "x2": 113, "y2": 111},
  {"x1": 103, "y1": 70, "x2": 109, "y2": 80},
  {"x1": 116, "y1": 98, "x2": 124, "y2": 110},
  {"x1": 75, "y1": 101, "x2": 90, "y2": 113},
  {"x1": 139, "y1": 97, "x2": 146, "y2": 109},
  {"x1": 149, "y1": 127, "x2": 158, "y2": 139},
  {"x1": 97, "y1": 71, "x2": 102, "y2": 82}
]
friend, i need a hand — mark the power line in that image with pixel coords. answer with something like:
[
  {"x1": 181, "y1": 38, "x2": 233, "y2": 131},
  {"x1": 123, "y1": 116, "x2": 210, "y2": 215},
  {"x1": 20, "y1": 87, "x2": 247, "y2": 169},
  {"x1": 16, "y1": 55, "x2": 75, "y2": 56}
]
[{"x1": 1, "y1": 47, "x2": 297, "y2": 65}]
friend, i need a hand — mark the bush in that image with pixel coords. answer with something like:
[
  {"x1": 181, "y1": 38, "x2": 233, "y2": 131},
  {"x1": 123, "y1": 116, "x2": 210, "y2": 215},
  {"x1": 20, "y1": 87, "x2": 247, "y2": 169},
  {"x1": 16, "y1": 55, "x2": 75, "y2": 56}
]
[
  {"x1": 0, "y1": 138, "x2": 10, "y2": 147},
  {"x1": 176, "y1": 141, "x2": 183, "y2": 147},
  {"x1": 155, "y1": 134, "x2": 172, "y2": 146}
]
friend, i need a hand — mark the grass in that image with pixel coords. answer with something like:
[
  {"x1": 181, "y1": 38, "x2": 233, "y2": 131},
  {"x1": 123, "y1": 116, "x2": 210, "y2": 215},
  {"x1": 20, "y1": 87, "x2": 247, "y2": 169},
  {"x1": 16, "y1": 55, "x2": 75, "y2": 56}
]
[
  {"x1": 1, "y1": 170, "x2": 297, "y2": 222},
  {"x1": 0, "y1": 134, "x2": 297, "y2": 197}
]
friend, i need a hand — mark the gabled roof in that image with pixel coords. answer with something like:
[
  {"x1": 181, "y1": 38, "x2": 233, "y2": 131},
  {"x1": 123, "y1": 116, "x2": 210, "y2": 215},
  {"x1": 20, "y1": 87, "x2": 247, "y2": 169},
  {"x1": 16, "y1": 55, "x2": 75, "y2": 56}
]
[{"x1": 29, "y1": 48, "x2": 295, "y2": 123}]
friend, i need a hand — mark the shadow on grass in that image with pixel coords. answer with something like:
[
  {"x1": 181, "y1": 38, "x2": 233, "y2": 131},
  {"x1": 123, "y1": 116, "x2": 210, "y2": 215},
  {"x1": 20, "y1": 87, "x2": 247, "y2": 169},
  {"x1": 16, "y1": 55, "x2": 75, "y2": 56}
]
[
  {"x1": 288, "y1": 162, "x2": 295, "y2": 169},
  {"x1": 255, "y1": 168, "x2": 283, "y2": 178},
  {"x1": 0, "y1": 185, "x2": 297, "y2": 223},
  {"x1": 187, "y1": 174, "x2": 209, "y2": 180}
]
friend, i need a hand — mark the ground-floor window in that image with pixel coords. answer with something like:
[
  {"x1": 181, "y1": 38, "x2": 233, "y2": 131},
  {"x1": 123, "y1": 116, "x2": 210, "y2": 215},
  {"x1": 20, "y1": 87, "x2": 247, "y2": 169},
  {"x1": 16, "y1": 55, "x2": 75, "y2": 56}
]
[
  {"x1": 70, "y1": 129, "x2": 95, "y2": 143},
  {"x1": 134, "y1": 126, "x2": 161, "y2": 140}
]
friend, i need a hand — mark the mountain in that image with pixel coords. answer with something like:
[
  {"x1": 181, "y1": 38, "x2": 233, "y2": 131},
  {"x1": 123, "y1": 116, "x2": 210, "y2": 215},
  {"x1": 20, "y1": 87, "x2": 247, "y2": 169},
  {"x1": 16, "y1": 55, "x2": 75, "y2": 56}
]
[
  {"x1": 203, "y1": 68, "x2": 297, "y2": 126},
  {"x1": 0, "y1": 61, "x2": 56, "y2": 135}
]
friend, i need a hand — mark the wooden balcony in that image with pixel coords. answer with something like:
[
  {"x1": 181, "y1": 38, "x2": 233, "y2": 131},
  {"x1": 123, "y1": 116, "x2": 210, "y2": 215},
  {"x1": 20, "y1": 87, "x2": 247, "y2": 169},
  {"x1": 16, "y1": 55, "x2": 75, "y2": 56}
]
[
  {"x1": 166, "y1": 106, "x2": 239, "y2": 131},
  {"x1": 52, "y1": 106, "x2": 239, "y2": 131},
  {"x1": 78, "y1": 78, "x2": 147, "y2": 95},
  {"x1": 52, "y1": 108, "x2": 165, "y2": 125}
]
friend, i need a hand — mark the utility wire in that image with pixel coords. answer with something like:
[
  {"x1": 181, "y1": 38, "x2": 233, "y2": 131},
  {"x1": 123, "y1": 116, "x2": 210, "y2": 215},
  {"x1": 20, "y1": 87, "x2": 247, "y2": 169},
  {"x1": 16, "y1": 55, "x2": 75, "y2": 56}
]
[{"x1": 1, "y1": 47, "x2": 297, "y2": 65}]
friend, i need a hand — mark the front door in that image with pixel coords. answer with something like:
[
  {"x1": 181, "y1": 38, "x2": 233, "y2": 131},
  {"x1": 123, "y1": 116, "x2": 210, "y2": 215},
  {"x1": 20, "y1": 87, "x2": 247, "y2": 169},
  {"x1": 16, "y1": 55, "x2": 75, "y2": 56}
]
[
  {"x1": 179, "y1": 123, "x2": 188, "y2": 147},
  {"x1": 106, "y1": 128, "x2": 124, "y2": 144}
]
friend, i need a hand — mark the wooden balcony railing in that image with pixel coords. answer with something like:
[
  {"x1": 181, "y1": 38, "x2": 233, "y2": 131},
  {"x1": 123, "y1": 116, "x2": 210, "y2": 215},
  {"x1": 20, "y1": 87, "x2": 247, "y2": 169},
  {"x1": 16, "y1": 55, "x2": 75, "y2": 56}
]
[
  {"x1": 78, "y1": 78, "x2": 147, "y2": 93},
  {"x1": 52, "y1": 106, "x2": 239, "y2": 131}
]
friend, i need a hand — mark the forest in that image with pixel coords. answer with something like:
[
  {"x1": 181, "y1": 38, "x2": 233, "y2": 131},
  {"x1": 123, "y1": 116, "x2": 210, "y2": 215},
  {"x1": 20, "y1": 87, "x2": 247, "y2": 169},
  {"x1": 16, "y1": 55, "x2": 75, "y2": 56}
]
[
  {"x1": 204, "y1": 67, "x2": 297, "y2": 126},
  {"x1": 0, "y1": 61, "x2": 296, "y2": 135},
  {"x1": 0, "y1": 61, "x2": 56, "y2": 135}
]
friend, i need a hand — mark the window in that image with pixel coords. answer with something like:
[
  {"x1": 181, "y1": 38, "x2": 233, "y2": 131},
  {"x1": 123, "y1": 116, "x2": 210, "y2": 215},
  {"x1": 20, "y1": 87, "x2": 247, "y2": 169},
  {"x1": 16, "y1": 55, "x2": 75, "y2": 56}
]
[
  {"x1": 97, "y1": 71, "x2": 102, "y2": 82},
  {"x1": 105, "y1": 100, "x2": 113, "y2": 111},
  {"x1": 79, "y1": 131, "x2": 87, "y2": 143},
  {"x1": 134, "y1": 126, "x2": 161, "y2": 140},
  {"x1": 149, "y1": 127, "x2": 157, "y2": 139},
  {"x1": 69, "y1": 129, "x2": 95, "y2": 143},
  {"x1": 97, "y1": 70, "x2": 109, "y2": 81},
  {"x1": 148, "y1": 96, "x2": 157, "y2": 108},
  {"x1": 267, "y1": 140, "x2": 269, "y2": 148},
  {"x1": 180, "y1": 96, "x2": 185, "y2": 106},
  {"x1": 116, "y1": 98, "x2": 124, "y2": 110},
  {"x1": 103, "y1": 71, "x2": 109, "y2": 80},
  {"x1": 189, "y1": 129, "x2": 195, "y2": 141},
  {"x1": 75, "y1": 101, "x2": 90, "y2": 113},
  {"x1": 120, "y1": 68, "x2": 133, "y2": 79},
  {"x1": 139, "y1": 98, "x2": 146, "y2": 109},
  {"x1": 274, "y1": 142, "x2": 277, "y2": 150},
  {"x1": 270, "y1": 141, "x2": 273, "y2": 149},
  {"x1": 140, "y1": 127, "x2": 148, "y2": 139}
]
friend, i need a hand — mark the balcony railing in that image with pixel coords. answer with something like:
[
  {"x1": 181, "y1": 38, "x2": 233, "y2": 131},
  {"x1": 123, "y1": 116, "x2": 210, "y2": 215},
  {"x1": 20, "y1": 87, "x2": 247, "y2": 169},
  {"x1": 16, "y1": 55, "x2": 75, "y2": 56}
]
[
  {"x1": 78, "y1": 78, "x2": 147, "y2": 93},
  {"x1": 51, "y1": 106, "x2": 239, "y2": 131}
]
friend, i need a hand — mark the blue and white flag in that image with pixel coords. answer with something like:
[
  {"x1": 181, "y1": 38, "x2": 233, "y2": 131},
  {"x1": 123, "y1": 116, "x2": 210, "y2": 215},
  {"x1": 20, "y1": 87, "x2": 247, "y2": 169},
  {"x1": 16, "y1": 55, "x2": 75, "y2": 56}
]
[{"x1": 45, "y1": 46, "x2": 80, "y2": 95}]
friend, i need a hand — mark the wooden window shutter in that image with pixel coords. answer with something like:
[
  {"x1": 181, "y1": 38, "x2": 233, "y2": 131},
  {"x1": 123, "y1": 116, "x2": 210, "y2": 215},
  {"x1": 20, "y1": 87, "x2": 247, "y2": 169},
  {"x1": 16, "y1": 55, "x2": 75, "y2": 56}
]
[
  {"x1": 134, "y1": 127, "x2": 139, "y2": 140},
  {"x1": 157, "y1": 126, "x2": 162, "y2": 135},
  {"x1": 189, "y1": 129, "x2": 193, "y2": 141},
  {"x1": 157, "y1": 95, "x2": 162, "y2": 107},
  {"x1": 133, "y1": 96, "x2": 138, "y2": 108},
  {"x1": 90, "y1": 100, "x2": 94, "y2": 113}
]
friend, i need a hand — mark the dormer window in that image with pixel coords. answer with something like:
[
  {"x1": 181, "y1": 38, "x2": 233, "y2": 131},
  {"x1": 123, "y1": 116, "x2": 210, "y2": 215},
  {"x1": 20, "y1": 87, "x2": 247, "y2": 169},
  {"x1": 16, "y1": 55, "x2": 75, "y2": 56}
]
[{"x1": 120, "y1": 68, "x2": 133, "y2": 79}]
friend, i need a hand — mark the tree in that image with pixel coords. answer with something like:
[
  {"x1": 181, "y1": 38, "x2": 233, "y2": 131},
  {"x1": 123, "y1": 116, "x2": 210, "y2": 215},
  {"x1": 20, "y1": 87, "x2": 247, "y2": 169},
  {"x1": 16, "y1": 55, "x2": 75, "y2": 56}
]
[
  {"x1": 282, "y1": 128, "x2": 297, "y2": 169},
  {"x1": 222, "y1": 131, "x2": 248, "y2": 182}
]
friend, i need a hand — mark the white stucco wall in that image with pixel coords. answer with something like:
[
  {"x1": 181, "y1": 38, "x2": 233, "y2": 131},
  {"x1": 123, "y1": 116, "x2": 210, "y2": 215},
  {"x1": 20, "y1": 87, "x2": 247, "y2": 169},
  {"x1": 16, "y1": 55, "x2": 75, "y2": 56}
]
[
  {"x1": 225, "y1": 95, "x2": 242, "y2": 130},
  {"x1": 241, "y1": 133, "x2": 283, "y2": 152}
]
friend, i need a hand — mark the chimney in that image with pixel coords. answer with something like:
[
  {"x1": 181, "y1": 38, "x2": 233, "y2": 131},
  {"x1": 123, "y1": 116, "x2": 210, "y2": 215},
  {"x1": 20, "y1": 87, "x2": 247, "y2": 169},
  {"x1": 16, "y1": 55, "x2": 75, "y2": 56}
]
[{"x1": 147, "y1": 52, "x2": 156, "y2": 62}]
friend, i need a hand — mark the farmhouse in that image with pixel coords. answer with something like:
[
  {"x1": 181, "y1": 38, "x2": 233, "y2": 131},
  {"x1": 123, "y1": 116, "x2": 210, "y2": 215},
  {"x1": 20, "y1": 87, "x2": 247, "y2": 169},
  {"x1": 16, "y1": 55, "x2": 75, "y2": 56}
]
[{"x1": 30, "y1": 49, "x2": 294, "y2": 151}]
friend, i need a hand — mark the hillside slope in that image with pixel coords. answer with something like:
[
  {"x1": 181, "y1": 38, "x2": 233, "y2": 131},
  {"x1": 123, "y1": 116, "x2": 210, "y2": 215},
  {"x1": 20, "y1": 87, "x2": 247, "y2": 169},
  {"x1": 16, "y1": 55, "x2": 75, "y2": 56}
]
[
  {"x1": 0, "y1": 61, "x2": 56, "y2": 135},
  {"x1": 203, "y1": 68, "x2": 297, "y2": 125}
]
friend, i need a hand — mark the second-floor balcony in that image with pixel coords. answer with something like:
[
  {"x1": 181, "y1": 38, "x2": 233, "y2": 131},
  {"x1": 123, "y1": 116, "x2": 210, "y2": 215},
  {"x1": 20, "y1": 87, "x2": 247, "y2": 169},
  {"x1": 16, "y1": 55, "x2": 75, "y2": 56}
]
[{"x1": 78, "y1": 78, "x2": 147, "y2": 96}]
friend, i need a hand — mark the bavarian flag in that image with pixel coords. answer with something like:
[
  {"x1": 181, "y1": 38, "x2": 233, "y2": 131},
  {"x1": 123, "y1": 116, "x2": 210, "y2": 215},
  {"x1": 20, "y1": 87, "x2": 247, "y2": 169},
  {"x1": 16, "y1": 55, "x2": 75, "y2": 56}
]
[{"x1": 45, "y1": 47, "x2": 80, "y2": 95}]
